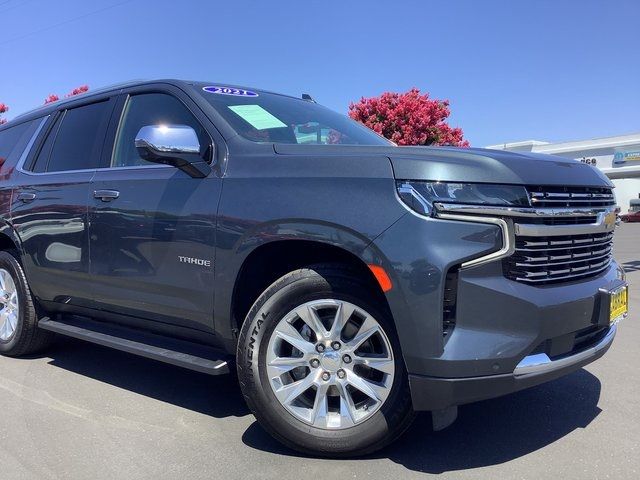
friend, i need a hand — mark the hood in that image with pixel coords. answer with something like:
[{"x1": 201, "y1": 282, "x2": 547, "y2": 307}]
[{"x1": 273, "y1": 144, "x2": 613, "y2": 187}]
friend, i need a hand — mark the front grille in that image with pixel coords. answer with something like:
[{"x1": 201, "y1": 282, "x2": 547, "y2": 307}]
[
  {"x1": 525, "y1": 216, "x2": 598, "y2": 226},
  {"x1": 528, "y1": 186, "x2": 615, "y2": 208},
  {"x1": 504, "y1": 231, "x2": 614, "y2": 284}
]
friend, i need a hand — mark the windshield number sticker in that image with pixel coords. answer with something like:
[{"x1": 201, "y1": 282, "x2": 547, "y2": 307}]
[{"x1": 203, "y1": 86, "x2": 259, "y2": 97}]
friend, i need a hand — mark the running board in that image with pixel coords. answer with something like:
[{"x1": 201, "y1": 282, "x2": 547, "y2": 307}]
[{"x1": 38, "y1": 316, "x2": 229, "y2": 376}]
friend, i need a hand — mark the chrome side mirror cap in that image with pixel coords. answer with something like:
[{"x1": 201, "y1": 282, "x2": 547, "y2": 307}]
[
  {"x1": 135, "y1": 125, "x2": 201, "y2": 155},
  {"x1": 134, "y1": 125, "x2": 211, "y2": 178}
]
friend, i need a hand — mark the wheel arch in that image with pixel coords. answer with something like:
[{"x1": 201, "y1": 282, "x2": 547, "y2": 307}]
[
  {"x1": 0, "y1": 221, "x2": 21, "y2": 254},
  {"x1": 228, "y1": 238, "x2": 392, "y2": 344}
]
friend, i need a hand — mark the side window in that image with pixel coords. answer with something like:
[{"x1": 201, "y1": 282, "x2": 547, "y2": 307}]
[
  {"x1": 112, "y1": 93, "x2": 209, "y2": 168},
  {"x1": 0, "y1": 119, "x2": 39, "y2": 168},
  {"x1": 45, "y1": 101, "x2": 112, "y2": 173},
  {"x1": 31, "y1": 115, "x2": 62, "y2": 173}
]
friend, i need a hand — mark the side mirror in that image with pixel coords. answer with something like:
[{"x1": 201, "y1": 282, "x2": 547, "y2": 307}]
[{"x1": 134, "y1": 125, "x2": 211, "y2": 178}]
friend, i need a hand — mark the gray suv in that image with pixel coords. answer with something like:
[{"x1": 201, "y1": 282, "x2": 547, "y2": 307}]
[{"x1": 0, "y1": 80, "x2": 628, "y2": 456}]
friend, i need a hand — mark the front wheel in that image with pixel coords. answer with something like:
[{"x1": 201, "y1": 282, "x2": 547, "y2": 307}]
[{"x1": 237, "y1": 264, "x2": 414, "y2": 457}]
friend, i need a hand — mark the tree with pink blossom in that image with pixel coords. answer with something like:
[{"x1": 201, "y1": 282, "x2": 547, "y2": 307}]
[
  {"x1": 349, "y1": 88, "x2": 469, "y2": 147},
  {"x1": 44, "y1": 85, "x2": 89, "y2": 104},
  {"x1": 0, "y1": 103, "x2": 8, "y2": 125}
]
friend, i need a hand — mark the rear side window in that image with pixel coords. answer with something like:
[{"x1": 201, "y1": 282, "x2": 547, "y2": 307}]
[
  {"x1": 31, "y1": 116, "x2": 61, "y2": 173},
  {"x1": 0, "y1": 119, "x2": 39, "y2": 168},
  {"x1": 32, "y1": 101, "x2": 112, "y2": 173}
]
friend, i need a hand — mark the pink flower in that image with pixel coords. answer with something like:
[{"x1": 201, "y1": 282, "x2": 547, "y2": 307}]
[
  {"x1": 44, "y1": 94, "x2": 60, "y2": 104},
  {"x1": 44, "y1": 85, "x2": 89, "y2": 105},
  {"x1": 348, "y1": 88, "x2": 468, "y2": 147},
  {"x1": 0, "y1": 103, "x2": 7, "y2": 125},
  {"x1": 67, "y1": 85, "x2": 89, "y2": 97}
]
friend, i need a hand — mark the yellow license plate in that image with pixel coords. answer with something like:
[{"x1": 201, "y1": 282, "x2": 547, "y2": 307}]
[{"x1": 610, "y1": 285, "x2": 628, "y2": 324}]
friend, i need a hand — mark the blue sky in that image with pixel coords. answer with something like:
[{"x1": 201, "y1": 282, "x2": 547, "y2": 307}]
[{"x1": 1, "y1": 0, "x2": 638, "y2": 146}]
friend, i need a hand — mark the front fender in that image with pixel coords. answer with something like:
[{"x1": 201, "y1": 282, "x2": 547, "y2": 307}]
[{"x1": 234, "y1": 219, "x2": 377, "y2": 258}]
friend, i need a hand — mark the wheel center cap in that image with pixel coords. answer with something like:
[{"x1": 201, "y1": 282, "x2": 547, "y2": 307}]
[{"x1": 320, "y1": 350, "x2": 342, "y2": 372}]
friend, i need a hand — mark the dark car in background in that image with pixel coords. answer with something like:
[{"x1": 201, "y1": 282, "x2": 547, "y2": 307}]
[{"x1": 0, "y1": 80, "x2": 628, "y2": 456}]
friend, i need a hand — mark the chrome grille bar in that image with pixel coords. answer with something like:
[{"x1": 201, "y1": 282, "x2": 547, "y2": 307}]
[
  {"x1": 528, "y1": 186, "x2": 615, "y2": 209},
  {"x1": 434, "y1": 185, "x2": 617, "y2": 284}
]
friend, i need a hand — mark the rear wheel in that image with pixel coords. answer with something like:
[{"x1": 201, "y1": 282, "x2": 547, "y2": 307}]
[
  {"x1": 0, "y1": 251, "x2": 54, "y2": 356},
  {"x1": 237, "y1": 264, "x2": 414, "y2": 457}
]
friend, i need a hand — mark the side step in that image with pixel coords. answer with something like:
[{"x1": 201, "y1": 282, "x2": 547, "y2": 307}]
[{"x1": 38, "y1": 316, "x2": 230, "y2": 376}]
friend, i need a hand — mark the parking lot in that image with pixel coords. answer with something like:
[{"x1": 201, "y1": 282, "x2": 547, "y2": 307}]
[{"x1": 0, "y1": 224, "x2": 637, "y2": 480}]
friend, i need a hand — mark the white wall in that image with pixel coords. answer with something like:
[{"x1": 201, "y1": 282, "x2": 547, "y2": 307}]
[{"x1": 612, "y1": 178, "x2": 640, "y2": 212}]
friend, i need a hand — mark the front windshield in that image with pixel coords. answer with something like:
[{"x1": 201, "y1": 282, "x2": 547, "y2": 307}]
[{"x1": 197, "y1": 86, "x2": 392, "y2": 146}]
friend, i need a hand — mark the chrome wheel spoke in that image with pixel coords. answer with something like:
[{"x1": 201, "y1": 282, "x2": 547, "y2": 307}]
[
  {"x1": 311, "y1": 382, "x2": 330, "y2": 427},
  {"x1": 354, "y1": 356, "x2": 395, "y2": 375},
  {"x1": 273, "y1": 373, "x2": 316, "y2": 405},
  {"x1": 274, "y1": 321, "x2": 316, "y2": 355},
  {"x1": 329, "y1": 301, "x2": 354, "y2": 340},
  {"x1": 8, "y1": 292, "x2": 17, "y2": 309},
  {"x1": 0, "y1": 312, "x2": 10, "y2": 341},
  {"x1": 345, "y1": 316, "x2": 380, "y2": 351},
  {"x1": 296, "y1": 304, "x2": 329, "y2": 340},
  {"x1": 8, "y1": 312, "x2": 18, "y2": 331},
  {"x1": 0, "y1": 319, "x2": 6, "y2": 340},
  {"x1": 336, "y1": 382, "x2": 357, "y2": 427},
  {"x1": 266, "y1": 356, "x2": 309, "y2": 377},
  {"x1": 345, "y1": 370, "x2": 386, "y2": 402}
]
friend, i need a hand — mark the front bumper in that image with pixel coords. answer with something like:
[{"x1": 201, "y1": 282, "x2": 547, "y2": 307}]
[
  {"x1": 410, "y1": 324, "x2": 616, "y2": 411},
  {"x1": 368, "y1": 207, "x2": 623, "y2": 412}
]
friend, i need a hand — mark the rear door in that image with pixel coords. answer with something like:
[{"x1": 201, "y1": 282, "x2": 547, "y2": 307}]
[
  {"x1": 88, "y1": 86, "x2": 222, "y2": 332},
  {"x1": 10, "y1": 98, "x2": 115, "y2": 309}
]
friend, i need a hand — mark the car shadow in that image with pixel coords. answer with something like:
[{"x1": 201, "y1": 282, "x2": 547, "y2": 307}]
[
  {"x1": 622, "y1": 260, "x2": 640, "y2": 273},
  {"x1": 44, "y1": 336, "x2": 250, "y2": 418},
  {"x1": 241, "y1": 368, "x2": 602, "y2": 473},
  {"x1": 43, "y1": 337, "x2": 602, "y2": 474}
]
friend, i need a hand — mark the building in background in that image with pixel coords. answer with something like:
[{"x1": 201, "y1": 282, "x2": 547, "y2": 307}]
[{"x1": 487, "y1": 132, "x2": 640, "y2": 212}]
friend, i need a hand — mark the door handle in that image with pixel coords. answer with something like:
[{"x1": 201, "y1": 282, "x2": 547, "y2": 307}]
[
  {"x1": 17, "y1": 192, "x2": 37, "y2": 203},
  {"x1": 94, "y1": 190, "x2": 120, "y2": 202}
]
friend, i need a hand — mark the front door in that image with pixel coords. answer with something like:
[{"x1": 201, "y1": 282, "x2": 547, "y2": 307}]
[{"x1": 88, "y1": 91, "x2": 221, "y2": 331}]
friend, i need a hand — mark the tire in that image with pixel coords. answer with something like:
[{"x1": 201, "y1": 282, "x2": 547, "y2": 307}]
[
  {"x1": 0, "y1": 250, "x2": 54, "y2": 357},
  {"x1": 237, "y1": 263, "x2": 415, "y2": 457}
]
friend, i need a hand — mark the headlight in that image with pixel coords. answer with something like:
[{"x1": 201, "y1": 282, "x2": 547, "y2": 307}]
[{"x1": 397, "y1": 181, "x2": 530, "y2": 216}]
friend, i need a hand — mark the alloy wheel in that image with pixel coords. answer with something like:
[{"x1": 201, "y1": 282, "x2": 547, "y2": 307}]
[
  {"x1": 266, "y1": 299, "x2": 395, "y2": 429},
  {"x1": 0, "y1": 269, "x2": 19, "y2": 341}
]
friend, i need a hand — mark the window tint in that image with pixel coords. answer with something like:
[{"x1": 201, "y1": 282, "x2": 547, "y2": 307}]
[
  {"x1": 31, "y1": 116, "x2": 62, "y2": 173},
  {"x1": 45, "y1": 101, "x2": 111, "y2": 173},
  {"x1": 112, "y1": 93, "x2": 209, "y2": 168},
  {"x1": 0, "y1": 119, "x2": 39, "y2": 168}
]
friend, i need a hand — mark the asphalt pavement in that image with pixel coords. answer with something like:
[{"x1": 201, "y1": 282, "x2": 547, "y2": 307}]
[{"x1": 0, "y1": 224, "x2": 638, "y2": 479}]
